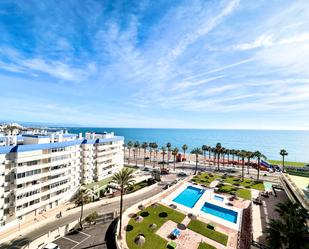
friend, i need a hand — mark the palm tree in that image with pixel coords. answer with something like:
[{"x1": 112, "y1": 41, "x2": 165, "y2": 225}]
[
  {"x1": 172, "y1": 147, "x2": 179, "y2": 171},
  {"x1": 238, "y1": 150, "x2": 247, "y2": 181},
  {"x1": 246, "y1": 151, "x2": 254, "y2": 174},
  {"x1": 152, "y1": 142, "x2": 158, "y2": 167},
  {"x1": 155, "y1": 149, "x2": 159, "y2": 167},
  {"x1": 75, "y1": 187, "x2": 92, "y2": 230},
  {"x1": 215, "y1": 143, "x2": 223, "y2": 171},
  {"x1": 191, "y1": 148, "x2": 203, "y2": 175},
  {"x1": 236, "y1": 149, "x2": 240, "y2": 167},
  {"x1": 127, "y1": 141, "x2": 133, "y2": 164},
  {"x1": 202, "y1": 145, "x2": 207, "y2": 163},
  {"x1": 280, "y1": 149, "x2": 288, "y2": 172},
  {"x1": 161, "y1": 146, "x2": 166, "y2": 169},
  {"x1": 141, "y1": 142, "x2": 148, "y2": 167},
  {"x1": 134, "y1": 141, "x2": 140, "y2": 166},
  {"x1": 166, "y1": 142, "x2": 172, "y2": 164},
  {"x1": 182, "y1": 144, "x2": 188, "y2": 161},
  {"x1": 230, "y1": 149, "x2": 236, "y2": 167},
  {"x1": 112, "y1": 168, "x2": 135, "y2": 239},
  {"x1": 254, "y1": 151, "x2": 267, "y2": 181},
  {"x1": 265, "y1": 200, "x2": 309, "y2": 249}
]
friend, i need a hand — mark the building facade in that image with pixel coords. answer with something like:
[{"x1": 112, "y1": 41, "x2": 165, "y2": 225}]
[{"x1": 0, "y1": 131, "x2": 124, "y2": 232}]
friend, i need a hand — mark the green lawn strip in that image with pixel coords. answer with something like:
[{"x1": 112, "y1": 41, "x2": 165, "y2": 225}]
[
  {"x1": 236, "y1": 189, "x2": 251, "y2": 200},
  {"x1": 191, "y1": 173, "x2": 219, "y2": 187},
  {"x1": 250, "y1": 182, "x2": 265, "y2": 191},
  {"x1": 222, "y1": 176, "x2": 265, "y2": 191},
  {"x1": 187, "y1": 220, "x2": 228, "y2": 246},
  {"x1": 126, "y1": 204, "x2": 186, "y2": 249},
  {"x1": 198, "y1": 242, "x2": 217, "y2": 249},
  {"x1": 268, "y1": 160, "x2": 307, "y2": 167},
  {"x1": 84, "y1": 176, "x2": 113, "y2": 190}
]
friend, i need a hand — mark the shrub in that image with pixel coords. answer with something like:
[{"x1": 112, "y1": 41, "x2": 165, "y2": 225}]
[{"x1": 207, "y1": 224, "x2": 215, "y2": 230}]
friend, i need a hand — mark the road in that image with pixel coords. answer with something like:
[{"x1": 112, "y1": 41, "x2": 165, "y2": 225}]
[{"x1": 0, "y1": 184, "x2": 164, "y2": 249}]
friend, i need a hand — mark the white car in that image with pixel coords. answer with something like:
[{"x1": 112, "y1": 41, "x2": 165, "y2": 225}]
[{"x1": 41, "y1": 243, "x2": 60, "y2": 249}]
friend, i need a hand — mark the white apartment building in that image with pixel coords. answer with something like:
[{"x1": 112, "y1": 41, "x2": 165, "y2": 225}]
[{"x1": 0, "y1": 131, "x2": 124, "y2": 232}]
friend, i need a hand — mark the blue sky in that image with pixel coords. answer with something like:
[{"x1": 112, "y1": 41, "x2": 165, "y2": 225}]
[{"x1": 0, "y1": 0, "x2": 309, "y2": 129}]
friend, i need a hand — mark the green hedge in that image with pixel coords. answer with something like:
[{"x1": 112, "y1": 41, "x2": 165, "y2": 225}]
[{"x1": 198, "y1": 242, "x2": 217, "y2": 249}]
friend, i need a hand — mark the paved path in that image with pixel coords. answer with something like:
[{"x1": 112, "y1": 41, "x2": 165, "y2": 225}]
[{"x1": 0, "y1": 184, "x2": 164, "y2": 249}]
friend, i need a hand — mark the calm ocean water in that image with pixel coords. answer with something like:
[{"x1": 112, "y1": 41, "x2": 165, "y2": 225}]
[{"x1": 67, "y1": 128, "x2": 309, "y2": 162}]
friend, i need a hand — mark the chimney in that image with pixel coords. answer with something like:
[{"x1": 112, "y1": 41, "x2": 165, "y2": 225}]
[{"x1": 79, "y1": 133, "x2": 83, "y2": 140}]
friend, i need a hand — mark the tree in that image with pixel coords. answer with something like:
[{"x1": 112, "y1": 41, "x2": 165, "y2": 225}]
[
  {"x1": 182, "y1": 144, "x2": 188, "y2": 160},
  {"x1": 280, "y1": 149, "x2": 288, "y2": 172},
  {"x1": 133, "y1": 141, "x2": 140, "y2": 166},
  {"x1": 254, "y1": 151, "x2": 267, "y2": 181},
  {"x1": 238, "y1": 150, "x2": 247, "y2": 181},
  {"x1": 112, "y1": 168, "x2": 135, "y2": 239},
  {"x1": 127, "y1": 141, "x2": 133, "y2": 164},
  {"x1": 265, "y1": 201, "x2": 309, "y2": 249},
  {"x1": 85, "y1": 211, "x2": 99, "y2": 225},
  {"x1": 152, "y1": 143, "x2": 158, "y2": 167},
  {"x1": 246, "y1": 151, "x2": 254, "y2": 174},
  {"x1": 166, "y1": 142, "x2": 172, "y2": 164},
  {"x1": 161, "y1": 146, "x2": 166, "y2": 169},
  {"x1": 215, "y1": 143, "x2": 223, "y2": 171},
  {"x1": 172, "y1": 147, "x2": 179, "y2": 171},
  {"x1": 202, "y1": 145, "x2": 207, "y2": 162},
  {"x1": 75, "y1": 187, "x2": 92, "y2": 230},
  {"x1": 141, "y1": 142, "x2": 148, "y2": 167},
  {"x1": 191, "y1": 148, "x2": 203, "y2": 175}
]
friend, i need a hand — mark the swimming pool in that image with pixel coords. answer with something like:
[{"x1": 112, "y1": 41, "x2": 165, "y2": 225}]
[
  {"x1": 201, "y1": 202, "x2": 238, "y2": 223},
  {"x1": 173, "y1": 186, "x2": 205, "y2": 208},
  {"x1": 264, "y1": 182, "x2": 273, "y2": 191},
  {"x1": 214, "y1": 195, "x2": 224, "y2": 202}
]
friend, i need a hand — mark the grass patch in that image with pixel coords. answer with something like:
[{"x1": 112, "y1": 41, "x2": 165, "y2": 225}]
[
  {"x1": 250, "y1": 182, "x2": 265, "y2": 191},
  {"x1": 268, "y1": 160, "x2": 307, "y2": 167},
  {"x1": 198, "y1": 242, "x2": 217, "y2": 249},
  {"x1": 236, "y1": 189, "x2": 251, "y2": 200},
  {"x1": 127, "y1": 180, "x2": 150, "y2": 194},
  {"x1": 188, "y1": 220, "x2": 228, "y2": 246},
  {"x1": 126, "y1": 204, "x2": 186, "y2": 249},
  {"x1": 222, "y1": 176, "x2": 265, "y2": 191},
  {"x1": 191, "y1": 173, "x2": 219, "y2": 187},
  {"x1": 84, "y1": 176, "x2": 113, "y2": 190}
]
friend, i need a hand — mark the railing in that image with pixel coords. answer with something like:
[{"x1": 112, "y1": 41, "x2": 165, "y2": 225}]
[{"x1": 252, "y1": 240, "x2": 270, "y2": 249}]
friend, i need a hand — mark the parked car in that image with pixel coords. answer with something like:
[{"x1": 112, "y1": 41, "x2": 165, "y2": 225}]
[
  {"x1": 160, "y1": 168, "x2": 169, "y2": 175},
  {"x1": 41, "y1": 243, "x2": 60, "y2": 249},
  {"x1": 177, "y1": 171, "x2": 187, "y2": 177}
]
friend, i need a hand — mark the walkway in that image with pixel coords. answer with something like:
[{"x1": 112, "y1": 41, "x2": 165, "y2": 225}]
[{"x1": 0, "y1": 183, "x2": 165, "y2": 248}]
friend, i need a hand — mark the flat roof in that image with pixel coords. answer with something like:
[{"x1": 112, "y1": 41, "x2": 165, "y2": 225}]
[
  {"x1": 0, "y1": 136, "x2": 124, "y2": 154},
  {"x1": 288, "y1": 175, "x2": 309, "y2": 200}
]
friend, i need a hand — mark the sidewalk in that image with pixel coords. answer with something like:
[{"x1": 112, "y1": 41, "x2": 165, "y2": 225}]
[{"x1": 0, "y1": 182, "x2": 160, "y2": 245}]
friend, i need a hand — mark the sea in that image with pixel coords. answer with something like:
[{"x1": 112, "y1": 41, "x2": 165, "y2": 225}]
[{"x1": 66, "y1": 128, "x2": 309, "y2": 162}]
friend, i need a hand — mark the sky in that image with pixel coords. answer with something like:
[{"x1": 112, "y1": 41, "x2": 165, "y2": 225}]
[{"x1": 0, "y1": 0, "x2": 309, "y2": 130}]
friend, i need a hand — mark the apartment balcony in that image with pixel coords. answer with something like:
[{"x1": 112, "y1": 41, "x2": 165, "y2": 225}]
[
  {"x1": 14, "y1": 183, "x2": 42, "y2": 195},
  {"x1": 15, "y1": 192, "x2": 41, "y2": 206},
  {"x1": 16, "y1": 202, "x2": 41, "y2": 217}
]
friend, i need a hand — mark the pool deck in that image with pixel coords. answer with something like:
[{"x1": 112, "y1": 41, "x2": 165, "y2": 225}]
[
  {"x1": 251, "y1": 189, "x2": 288, "y2": 244},
  {"x1": 156, "y1": 220, "x2": 228, "y2": 249},
  {"x1": 161, "y1": 182, "x2": 244, "y2": 231}
]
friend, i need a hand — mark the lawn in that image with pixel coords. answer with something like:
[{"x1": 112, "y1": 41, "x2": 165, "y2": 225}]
[
  {"x1": 191, "y1": 173, "x2": 219, "y2": 187},
  {"x1": 235, "y1": 189, "x2": 251, "y2": 200},
  {"x1": 217, "y1": 184, "x2": 251, "y2": 200},
  {"x1": 126, "y1": 204, "x2": 186, "y2": 249},
  {"x1": 84, "y1": 176, "x2": 113, "y2": 190},
  {"x1": 222, "y1": 176, "x2": 265, "y2": 191},
  {"x1": 187, "y1": 220, "x2": 228, "y2": 246},
  {"x1": 268, "y1": 160, "x2": 307, "y2": 167},
  {"x1": 198, "y1": 242, "x2": 217, "y2": 249}
]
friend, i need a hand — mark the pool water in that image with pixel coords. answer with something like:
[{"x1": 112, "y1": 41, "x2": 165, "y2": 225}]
[
  {"x1": 201, "y1": 202, "x2": 238, "y2": 223},
  {"x1": 173, "y1": 186, "x2": 205, "y2": 208},
  {"x1": 264, "y1": 182, "x2": 273, "y2": 191},
  {"x1": 214, "y1": 195, "x2": 224, "y2": 202}
]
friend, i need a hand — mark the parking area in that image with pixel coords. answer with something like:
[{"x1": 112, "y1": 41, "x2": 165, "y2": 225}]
[{"x1": 53, "y1": 222, "x2": 109, "y2": 249}]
